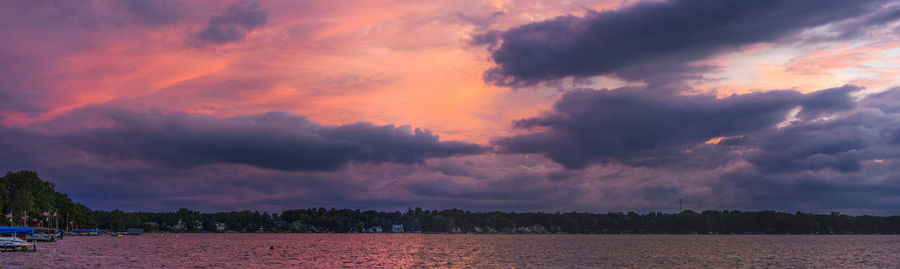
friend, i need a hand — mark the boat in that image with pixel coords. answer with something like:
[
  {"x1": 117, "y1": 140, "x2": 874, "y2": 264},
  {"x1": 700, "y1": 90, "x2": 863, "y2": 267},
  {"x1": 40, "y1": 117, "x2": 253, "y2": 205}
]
[
  {"x1": 0, "y1": 237, "x2": 36, "y2": 252},
  {"x1": 33, "y1": 227, "x2": 63, "y2": 241},
  {"x1": 0, "y1": 226, "x2": 38, "y2": 252},
  {"x1": 27, "y1": 233, "x2": 55, "y2": 242},
  {"x1": 71, "y1": 229, "x2": 101, "y2": 236}
]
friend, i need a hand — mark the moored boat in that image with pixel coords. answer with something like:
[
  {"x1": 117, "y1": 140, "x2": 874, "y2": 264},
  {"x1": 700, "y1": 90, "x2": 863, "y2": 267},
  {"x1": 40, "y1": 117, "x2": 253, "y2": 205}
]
[
  {"x1": 0, "y1": 226, "x2": 38, "y2": 252},
  {"x1": 33, "y1": 227, "x2": 63, "y2": 241},
  {"x1": 0, "y1": 236, "x2": 36, "y2": 252},
  {"x1": 26, "y1": 233, "x2": 55, "y2": 242},
  {"x1": 71, "y1": 229, "x2": 101, "y2": 236}
]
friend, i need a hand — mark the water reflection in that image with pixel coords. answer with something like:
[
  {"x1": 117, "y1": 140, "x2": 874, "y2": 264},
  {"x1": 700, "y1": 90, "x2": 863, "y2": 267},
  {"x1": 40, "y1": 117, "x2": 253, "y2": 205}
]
[{"x1": 1, "y1": 234, "x2": 897, "y2": 268}]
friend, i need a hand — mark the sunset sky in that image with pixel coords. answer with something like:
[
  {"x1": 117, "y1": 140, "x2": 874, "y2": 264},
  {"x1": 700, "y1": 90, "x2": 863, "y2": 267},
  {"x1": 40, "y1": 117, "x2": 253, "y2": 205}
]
[{"x1": 2, "y1": 0, "x2": 899, "y2": 214}]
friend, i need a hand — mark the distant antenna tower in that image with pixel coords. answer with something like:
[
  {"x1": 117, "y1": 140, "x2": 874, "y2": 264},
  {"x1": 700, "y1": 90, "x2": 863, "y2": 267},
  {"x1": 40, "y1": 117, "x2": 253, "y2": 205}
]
[{"x1": 679, "y1": 198, "x2": 683, "y2": 212}]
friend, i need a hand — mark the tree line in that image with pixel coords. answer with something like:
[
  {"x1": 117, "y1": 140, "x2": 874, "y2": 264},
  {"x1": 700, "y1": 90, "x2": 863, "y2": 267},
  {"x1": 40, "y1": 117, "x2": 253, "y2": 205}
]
[
  {"x1": 4, "y1": 171, "x2": 900, "y2": 234},
  {"x1": 0, "y1": 171, "x2": 92, "y2": 229},
  {"x1": 92, "y1": 207, "x2": 900, "y2": 234}
]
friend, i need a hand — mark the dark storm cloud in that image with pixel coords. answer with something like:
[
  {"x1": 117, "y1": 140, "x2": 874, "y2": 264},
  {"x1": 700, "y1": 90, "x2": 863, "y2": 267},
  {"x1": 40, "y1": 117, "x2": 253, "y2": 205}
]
[
  {"x1": 740, "y1": 90, "x2": 900, "y2": 173},
  {"x1": 1, "y1": 109, "x2": 485, "y2": 172},
  {"x1": 73, "y1": 110, "x2": 485, "y2": 170},
  {"x1": 743, "y1": 112, "x2": 877, "y2": 173},
  {"x1": 190, "y1": 0, "x2": 268, "y2": 46},
  {"x1": 862, "y1": 87, "x2": 900, "y2": 114},
  {"x1": 495, "y1": 85, "x2": 863, "y2": 169},
  {"x1": 487, "y1": 83, "x2": 900, "y2": 213},
  {"x1": 2, "y1": 104, "x2": 896, "y2": 213},
  {"x1": 797, "y1": 86, "x2": 859, "y2": 119},
  {"x1": 482, "y1": 0, "x2": 892, "y2": 86},
  {"x1": 828, "y1": 4, "x2": 900, "y2": 39}
]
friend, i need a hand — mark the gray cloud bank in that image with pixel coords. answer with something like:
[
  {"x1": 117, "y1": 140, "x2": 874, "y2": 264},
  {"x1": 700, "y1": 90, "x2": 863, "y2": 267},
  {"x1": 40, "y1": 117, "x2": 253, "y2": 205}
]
[
  {"x1": 495, "y1": 85, "x2": 869, "y2": 169},
  {"x1": 1, "y1": 109, "x2": 486, "y2": 172},
  {"x1": 489, "y1": 85, "x2": 900, "y2": 214},
  {"x1": 480, "y1": 0, "x2": 897, "y2": 86}
]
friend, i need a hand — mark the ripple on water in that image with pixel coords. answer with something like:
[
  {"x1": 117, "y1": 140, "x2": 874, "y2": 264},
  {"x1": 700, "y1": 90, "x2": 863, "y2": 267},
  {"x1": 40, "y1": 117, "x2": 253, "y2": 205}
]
[{"x1": 1, "y1": 234, "x2": 898, "y2": 268}]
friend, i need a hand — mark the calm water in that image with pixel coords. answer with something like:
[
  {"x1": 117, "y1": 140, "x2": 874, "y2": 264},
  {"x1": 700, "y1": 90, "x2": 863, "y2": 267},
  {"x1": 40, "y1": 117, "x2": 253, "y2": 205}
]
[{"x1": 1, "y1": 234, "x2": 898, "y2": 268}]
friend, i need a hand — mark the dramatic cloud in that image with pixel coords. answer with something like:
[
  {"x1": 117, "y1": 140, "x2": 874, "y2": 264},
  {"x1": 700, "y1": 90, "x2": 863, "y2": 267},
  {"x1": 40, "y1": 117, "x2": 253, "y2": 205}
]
[
  {"x1": 862, "y1": 87, "x2": 900, "y2": 114},
  {"x1": 190, "y1": 0, "x2": 268, "y2": 46},
  {"x1": 740, "y1": 88, "x2": 900, "y2": 173},
  {"x1": 482, "y1": 0, "x2": 895, "y2": 86},
  {"x1": 495, "y1": 85, "x2": 862, "y2": 169},
  {"x1": 1, "y1": 109, "x2": 486, "y2": 171},
  {"x1": 0, "y1": 0, "x2": 898, "y2": 214},
  {"x1": 487, "y1": 86, "x2": 900, "y2": 214}
]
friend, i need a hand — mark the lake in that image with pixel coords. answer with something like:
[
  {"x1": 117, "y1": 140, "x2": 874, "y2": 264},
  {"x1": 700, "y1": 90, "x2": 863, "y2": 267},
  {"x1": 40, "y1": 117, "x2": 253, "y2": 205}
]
[{"x1": 1, "y1": 234, "x2": 898, "y2": 268}]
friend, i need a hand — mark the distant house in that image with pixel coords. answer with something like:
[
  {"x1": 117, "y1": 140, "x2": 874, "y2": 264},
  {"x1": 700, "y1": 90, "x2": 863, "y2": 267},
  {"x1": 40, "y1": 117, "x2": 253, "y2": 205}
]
[
  {"x1": 273, "y1": 221, "x2": 288, "y2": 228},
  {"x1": 365, "y1": 226, "x2": 383, "y2": 233},
  {"x1": 195, "y1": 220, "x2": 204, "y2": 231},
  {"x1": 215, "y1": 222, "x2": 226, "y2": 232},
  {"x1": 514, "y1": 225, "x2": 547, "y2": 234},
  {"x1": 391, "y1": 224, "x2": 404, "y2": 233},
  {"x1": 172, "y1": 219, "x2": 186, "y2": 231},
  {"x1": 127, "y1": 228, "x2": 143, "y2": 235}
]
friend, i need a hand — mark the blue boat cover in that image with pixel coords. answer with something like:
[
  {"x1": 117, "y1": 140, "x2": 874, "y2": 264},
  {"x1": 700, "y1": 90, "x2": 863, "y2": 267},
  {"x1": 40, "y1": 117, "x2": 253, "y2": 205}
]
[
  {"x1": 57, "y1": 229, "x2": 64, "y2": 233},
  {"x1": 72, "y1": 229, "x2": 100, "y2": 233},
  {"x1": 0, "y1": 226, "x2": 35, "y2": 235}
]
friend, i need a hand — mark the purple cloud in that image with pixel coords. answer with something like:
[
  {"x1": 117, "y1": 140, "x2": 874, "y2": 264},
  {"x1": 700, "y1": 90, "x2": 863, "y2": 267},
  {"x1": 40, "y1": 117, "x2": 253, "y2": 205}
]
[
  {"x1": 13, "y1": 109, "x2": 486, "y2": 171},
  {"x1": 2, "y1": 101, "x2": 898, "y2": 214},
  {"x1": 190, "y1": 0, "x2": 268, "y2": 46},
  {"x1": 481, "y1": 0, "x2": 895, "y2": 86},
  {"x1": 494, "y1": 85, "x2": 862, "y2": 169}
]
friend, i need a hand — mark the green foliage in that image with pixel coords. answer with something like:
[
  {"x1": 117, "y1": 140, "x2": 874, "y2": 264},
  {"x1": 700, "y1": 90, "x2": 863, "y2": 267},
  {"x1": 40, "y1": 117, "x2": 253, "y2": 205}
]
[
  {"x1": 0, "y1": 170, "x2": 93, "y2": 228},
  {"x1": 91, "y1": 208, "x2": 900, "y2": 235}
]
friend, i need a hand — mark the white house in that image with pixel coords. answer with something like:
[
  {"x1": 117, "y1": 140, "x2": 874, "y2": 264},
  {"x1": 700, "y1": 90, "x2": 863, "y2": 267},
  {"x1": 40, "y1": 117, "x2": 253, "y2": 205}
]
[{"x1": 172, "y1": 219, "x2": 186, "y2": 231}]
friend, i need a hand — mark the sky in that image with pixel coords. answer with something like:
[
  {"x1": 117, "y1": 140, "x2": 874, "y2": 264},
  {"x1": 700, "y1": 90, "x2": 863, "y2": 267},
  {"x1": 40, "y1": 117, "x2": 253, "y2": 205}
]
[{"x1": 1, "y1": 0, "x2": 899, "y2": 214}]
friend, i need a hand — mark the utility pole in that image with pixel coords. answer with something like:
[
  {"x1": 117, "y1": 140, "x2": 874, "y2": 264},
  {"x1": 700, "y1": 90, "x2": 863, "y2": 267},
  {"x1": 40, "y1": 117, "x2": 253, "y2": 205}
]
[{"x1": 679, "y1": 198, "x2": 683, "y2": 212}]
